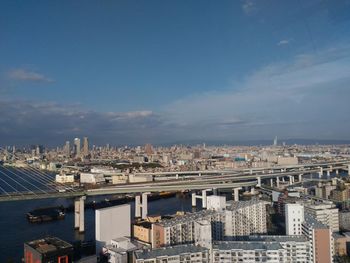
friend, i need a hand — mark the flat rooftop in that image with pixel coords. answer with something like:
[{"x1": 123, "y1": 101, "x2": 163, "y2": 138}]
[{"x1": 25, "y1": 237, "x2": 72, "y2": 254}]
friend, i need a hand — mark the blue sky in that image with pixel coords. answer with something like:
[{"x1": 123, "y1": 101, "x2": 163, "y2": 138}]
[{"x1": 1, "y1": 0, "x2": 350, "y2": 146}]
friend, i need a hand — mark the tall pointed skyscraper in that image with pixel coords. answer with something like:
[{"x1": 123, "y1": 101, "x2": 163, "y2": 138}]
[{"x1": 83, "y1": 137, "x2": 89, "y2": 156}]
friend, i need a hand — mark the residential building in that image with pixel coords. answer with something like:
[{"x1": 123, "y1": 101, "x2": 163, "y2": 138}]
[
  {"x1": 134, "y1": 244, "x2": 210, "y2": 263},
  {"x1": 302, "y1": 215, "x2": 333, "y2": 263},
  {"x1": 224, "y1": 200, "x2": 267, "y2": 238},
  {"x1": 304, "y1": 202, "x2": 339, "y2": 232},
  {"x1": 339, "y1": 210, "x2": 350, "y2": 230}
]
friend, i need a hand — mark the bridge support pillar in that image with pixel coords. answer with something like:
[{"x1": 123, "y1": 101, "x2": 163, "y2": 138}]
[
  {"x1": 176, "y1": 174, "x2": 179, "y2": 179},
  {"x1": 348, "y1": 165, "x2": 350, "y2": 176},
  {"x1": 281, "y1": 177, "x2": 285, "y2": 183},
  {"x1": 192, "y1": 190, "x2": 209, "y2": 208},
  {"x1": 202, "y1": 190, "x2": 207, "y2": 208},
  {"x1": 336, "y1": 169, "x2": 339, "y2": 175},
  {"x1": 270, "y1": 178, "x2": 273, "y2": 187},
  {"x1": 135, "y1": 195, "x2": 141, "y2": 218},
  {"x1": 289, "y1": 176, "x2": 295, "y2": 185},
  {"x1": 74, "y1": 199, "x2": 80, "y2": 229},
  {"x1": 141, "y1": 192, "x2": 149, "y2": 219},
  {"x1": 330, "y1": 166, "x2": 333, "y2": 172},
  {"x1": 74, "y1": 196, "x2": 85, "y2": 233},
  {"x1": 318, "y1": 167, "x2": 323, "y2": 178},
  {"x1": 276, "y1": 177, "x2": 280, "y2": 188},
  {"x1": 327, "y1": 170, "x2": 331, "y2": 177},
  {"x1": 250, "y1": 187, "x2": 255, "y2": 194},
  {"x1": 298, "y1": 174, "x2": 302, "y2": 182},
  {"x1": 135, "y1": 193, "x2": 150, "y2": 219},
  {"x1": 257, "y1": 177, "x2": 261, "y2": 187},
  {"x1": 233, "y1": 187, "x2": 242, "y2": 201},
  {"x1": 192, "y1": 193, "x2": 196, "y2": 207}
]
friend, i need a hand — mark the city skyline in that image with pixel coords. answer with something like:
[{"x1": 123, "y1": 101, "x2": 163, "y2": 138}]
[{"x1": 1, "y1": 0, "x2": 350, "y2": 146}]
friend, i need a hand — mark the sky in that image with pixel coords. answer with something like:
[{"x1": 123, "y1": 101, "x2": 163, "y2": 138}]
[{"x1": 1, "y1": 0, "x2": 350, "y2": 146}]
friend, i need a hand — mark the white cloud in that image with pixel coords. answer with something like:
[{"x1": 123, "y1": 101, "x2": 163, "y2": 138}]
[
  {"x1": 8, "y1": 68, "x2": 54, "y2": 83},
  {"x1": 277, "y1": 39, "x2": 291, "y2": 46},
  {"x1": 163, "y1": 45, "x2": 350, "y2": 140},
  {"x1": 242, "y1": 0, "x2": 257, "y2": 15}
]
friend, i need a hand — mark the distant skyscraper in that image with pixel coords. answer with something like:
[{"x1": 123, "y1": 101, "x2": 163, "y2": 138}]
[
  {"x1": 74, "y1": 138, "x2": 81, "y2": 157},
  {"x1": 83, "y1": 137, "x2": 89, "y2": 156},
  {"x1": 145, "y1": 144, "x2": 153, "y2": 155},
  {"x1": 64, "y1": 141, "x2": 70, "y2": 156},
  {"x1": 273, "y1": 136, "x2": 278, "y2": 146}
]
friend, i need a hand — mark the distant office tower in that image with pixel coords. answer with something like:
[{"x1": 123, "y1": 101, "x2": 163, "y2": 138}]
[
  {"x1": 64, "y1": 141, "x2": 70, "y2": 156},
  {"x1": 74, "y1": 138, "x2": 81, "y2": 157},
  {"x1": 145, "y1": 143, "x2": 153, "y2": 155},
  {"x1": 302, "y1": 215, "x2": 334, "y2": 263},
  {"x1": 273, "y1": 136, "x2": 278, "y2": 146},
  {"x1": 285, "y1": 203, "x2": 304, "y2": 235},
  {"x1": 83, "y1": 137, "x2": 89, "y2": 156}
]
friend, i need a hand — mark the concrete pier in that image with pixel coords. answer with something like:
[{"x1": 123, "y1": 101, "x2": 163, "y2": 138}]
[
  {"x1": 192, "y1": 193, "x2": 196, "y2": 207},
  {"x1": 257, "y1": 177, "x2": 261, "y2": 187},
  {"x1": 74, "y1": 196, "x2": 85, "y2": 233},
  {"x1": 233, "y1": 187, "x2": 242, "y2": 201},
  {"x1": 318, "y1": 167, "x2": 323, "y2": 178},
  {"x1": 191, "y1": 190, "x2": 209, "y2": 208},
  {"x1": 141, "y1": 192, "x2": 149, "y2": 219},
  {"x1": 135, "y1": 195, "x2": 141, "y2": 218},
  {"x1": 135, "y1": 193, "x2": 149, "y2": 219}
]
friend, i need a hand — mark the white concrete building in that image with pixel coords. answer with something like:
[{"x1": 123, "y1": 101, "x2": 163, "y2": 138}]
[
  {"x1": 285, "y1": 203, "x2": 304, "y2": 235},
  {"x1": 80, "y1": 172, "x2": 105, "y2": 184},
  {"x1": 55, "y1": 173, "x2": 74, "y2": 183},
  {"x1": 206, "y1": 195, "x2": 226, "y2": 211},
  {"x1": 194, "y1": 220, "x2": 212, "y2": 248},
  {"x1": 96, "y1": 204, "x2": 131, "y2": 253},
  {"x1": 105, "y1": 237, "x2": 137, "y2": 263}
]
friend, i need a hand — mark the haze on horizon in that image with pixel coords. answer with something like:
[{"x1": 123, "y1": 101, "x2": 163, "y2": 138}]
[{"x1": 1, "y1": 0, "x2": 350, "y2": 147}]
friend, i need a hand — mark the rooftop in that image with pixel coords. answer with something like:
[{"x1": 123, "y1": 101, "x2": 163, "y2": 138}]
[
  {"x1": 25, "y1": 237, "x2": 72, "y2": 254},
  {"x1": 213, "y1": 241, "x2": 282, "y2": 251},
  {"x1": 135, "y1": 244, "x2": 208, "y2": 259},
  {"x1": 303, "y1": 214, "x2": 329, "y2": 229}
]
